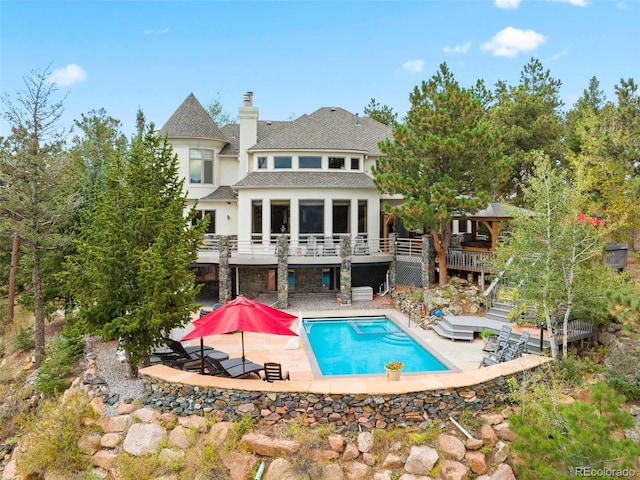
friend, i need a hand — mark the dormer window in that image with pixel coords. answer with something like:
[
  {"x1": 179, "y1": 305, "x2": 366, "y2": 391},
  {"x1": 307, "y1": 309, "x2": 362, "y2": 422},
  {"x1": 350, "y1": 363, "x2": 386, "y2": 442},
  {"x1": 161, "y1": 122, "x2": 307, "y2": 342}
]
[
  {"x1": 350, "y1": 157, "x2": 360, "y2": 170},
  {"x1": 299, "y1": 156, "x2": 322, "y2": 169},
  {"x1": 257, "y1": 156, "x2": 267, "y2": 169},
  {"x1": 329, "y1": 157, "x2": 345, "y2": 169},
  {"x1": 274, "y1": 156, "x2": 292, "y2": 169},
  {"x1": 190, "y1": 149, "x2": 214, "y2": 184}
]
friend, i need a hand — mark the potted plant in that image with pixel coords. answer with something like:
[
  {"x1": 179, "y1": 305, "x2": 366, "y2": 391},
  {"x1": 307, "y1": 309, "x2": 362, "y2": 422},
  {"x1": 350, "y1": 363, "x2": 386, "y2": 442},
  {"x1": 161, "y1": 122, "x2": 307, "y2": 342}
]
[
  {"x1": 480, "y1": 328, "x2": 494, "y2": 350},
  {"x1": 384, "y1": 361, "x2": 403, "y2": 381}
]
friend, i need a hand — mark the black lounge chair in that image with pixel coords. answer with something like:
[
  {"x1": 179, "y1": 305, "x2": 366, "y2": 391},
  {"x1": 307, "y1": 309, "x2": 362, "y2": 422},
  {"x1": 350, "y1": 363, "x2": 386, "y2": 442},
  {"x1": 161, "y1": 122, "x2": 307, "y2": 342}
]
[
  {"x1": 155, "y1": 338, "x2": 228, "y2": 369},
  {"x1": 262, "y1": 362, "x2": 290, "y2": 382},
  {"x1": 205, "y1": 356, "x2": 264, "y2": 378}
]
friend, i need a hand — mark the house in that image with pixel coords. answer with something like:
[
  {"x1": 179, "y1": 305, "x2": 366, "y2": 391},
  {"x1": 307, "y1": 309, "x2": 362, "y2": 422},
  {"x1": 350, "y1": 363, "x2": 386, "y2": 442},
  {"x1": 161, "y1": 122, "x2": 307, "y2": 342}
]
[{"x1": 158, "y1": 92, "x2": 394, "y2": 301}]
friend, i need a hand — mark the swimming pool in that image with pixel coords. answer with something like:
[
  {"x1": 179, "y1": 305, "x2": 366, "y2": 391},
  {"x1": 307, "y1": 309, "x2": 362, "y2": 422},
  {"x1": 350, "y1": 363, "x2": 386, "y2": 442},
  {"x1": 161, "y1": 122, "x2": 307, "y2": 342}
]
[{"x1": 302, "y1": 316, "x2": 451, "y2": 376}]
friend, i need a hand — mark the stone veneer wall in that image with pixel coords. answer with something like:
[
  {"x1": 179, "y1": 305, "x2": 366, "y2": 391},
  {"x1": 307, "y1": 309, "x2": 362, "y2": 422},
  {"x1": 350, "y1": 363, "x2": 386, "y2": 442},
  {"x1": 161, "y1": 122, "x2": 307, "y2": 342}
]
[{"x1": 140, "y1": 366, "x2": 544, "y2": 430}]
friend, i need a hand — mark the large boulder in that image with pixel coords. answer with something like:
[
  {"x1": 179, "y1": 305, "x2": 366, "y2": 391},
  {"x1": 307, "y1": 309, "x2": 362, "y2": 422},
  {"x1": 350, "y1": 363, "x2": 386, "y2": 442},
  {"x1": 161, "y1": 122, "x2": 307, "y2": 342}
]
[
  {"x1": 404, "y1": 445, "x2": 439, "y2": 475},
  {"x1": 239, "y1": 432, "x2": 299, "y2": 456},
  {"x1": 435, "y1": 433, "x2": 466, "y2": 461},
  {"x1": 122, "y1": 423, "x2": 167, "y2": 456}
]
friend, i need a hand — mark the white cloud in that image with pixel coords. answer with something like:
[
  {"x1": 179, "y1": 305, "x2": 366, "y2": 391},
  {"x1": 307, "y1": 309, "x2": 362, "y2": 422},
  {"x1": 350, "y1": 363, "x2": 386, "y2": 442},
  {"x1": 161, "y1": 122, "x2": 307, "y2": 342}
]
[
  {"x1": 402, "y1": 60, "x2": 424, "y2": 73},
  {"x1": 495, "y1": 0, "x2": 521, "y2": 9},
  {"x1": 548, "y1": 0, "x2": 589, "y2": 6},
  {"x1": 481, "y1": 27, "x2": 546, "y2": 57},
  {"x1": 48, "y1": 64, "x2": 87, "y2": 86},
  {"x1": 444, "y1": 42, "x2": 471, "y2": 54}
]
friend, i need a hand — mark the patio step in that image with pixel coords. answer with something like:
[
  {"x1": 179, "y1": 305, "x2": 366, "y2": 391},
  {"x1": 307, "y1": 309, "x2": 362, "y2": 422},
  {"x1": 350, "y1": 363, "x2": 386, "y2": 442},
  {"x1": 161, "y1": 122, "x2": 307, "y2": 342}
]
[
  {"x1": 485, "y1": 302, "x2": 513, "y2": 322},
  {"x1": 431, "y1": 316, "x2": 475, "y2": 341}
]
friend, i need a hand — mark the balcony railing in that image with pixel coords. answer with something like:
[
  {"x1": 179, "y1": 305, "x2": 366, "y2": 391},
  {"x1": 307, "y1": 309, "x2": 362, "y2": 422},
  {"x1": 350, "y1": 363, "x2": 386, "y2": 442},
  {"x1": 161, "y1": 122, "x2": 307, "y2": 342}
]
[{"x1": 201, "y1": 234, "x2": 390, "y2": 257}]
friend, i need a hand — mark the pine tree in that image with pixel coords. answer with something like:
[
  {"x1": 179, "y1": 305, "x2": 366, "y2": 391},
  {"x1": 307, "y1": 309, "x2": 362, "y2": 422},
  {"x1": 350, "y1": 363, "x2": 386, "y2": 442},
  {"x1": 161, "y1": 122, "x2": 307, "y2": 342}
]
[
  {"x1": 67, "y1": 112, "x2": 207, "y2": 375},
  {"x1": 0, "y1": 67, "x2": 77, "y2": 366},
  {"x1": 373, "y1": 63, "x2": 507, "y2": 285}
]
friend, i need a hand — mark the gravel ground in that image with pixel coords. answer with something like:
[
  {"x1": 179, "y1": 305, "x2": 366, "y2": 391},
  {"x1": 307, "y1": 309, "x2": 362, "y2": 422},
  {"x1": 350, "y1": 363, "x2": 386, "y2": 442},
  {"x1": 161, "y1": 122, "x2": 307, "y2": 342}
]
[{"x1": 86, "y1": 337, "x2": 145, "y2": 416}]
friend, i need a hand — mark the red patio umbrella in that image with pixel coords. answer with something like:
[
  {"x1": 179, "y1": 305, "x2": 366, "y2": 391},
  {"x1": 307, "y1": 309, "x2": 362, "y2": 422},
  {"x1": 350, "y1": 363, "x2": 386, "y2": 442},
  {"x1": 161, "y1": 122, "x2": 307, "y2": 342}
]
[{"x1": 180, "y1": 296, "x2": 298, "y2": 371}]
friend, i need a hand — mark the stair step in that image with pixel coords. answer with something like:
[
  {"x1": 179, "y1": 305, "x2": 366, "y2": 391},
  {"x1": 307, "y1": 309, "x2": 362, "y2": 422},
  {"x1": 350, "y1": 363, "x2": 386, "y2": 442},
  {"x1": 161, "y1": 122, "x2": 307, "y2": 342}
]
[{"x1": 431, "y1": 322, "x2": 474, "y2": 341}]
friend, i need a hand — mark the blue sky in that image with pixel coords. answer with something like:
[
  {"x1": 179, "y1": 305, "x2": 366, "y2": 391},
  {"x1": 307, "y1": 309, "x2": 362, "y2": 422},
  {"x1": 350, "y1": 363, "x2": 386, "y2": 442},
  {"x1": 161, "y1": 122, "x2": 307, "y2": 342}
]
[{"x1": 1, "y1": 0, "x2": 638, "y2": 138}]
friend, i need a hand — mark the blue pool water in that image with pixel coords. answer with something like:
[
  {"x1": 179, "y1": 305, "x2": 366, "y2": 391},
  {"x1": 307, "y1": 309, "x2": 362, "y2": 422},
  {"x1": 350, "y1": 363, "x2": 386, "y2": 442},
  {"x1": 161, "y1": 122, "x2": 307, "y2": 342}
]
[{"x1": 302, "y1": 317, "x2": 450, "y2": 376}]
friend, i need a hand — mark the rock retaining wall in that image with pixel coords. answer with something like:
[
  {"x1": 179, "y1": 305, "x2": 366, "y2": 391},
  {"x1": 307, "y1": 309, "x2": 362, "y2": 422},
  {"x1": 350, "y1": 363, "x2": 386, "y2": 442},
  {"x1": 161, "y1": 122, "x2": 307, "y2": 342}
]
[{"x1": 140, "y1": 368, "x2": 542, "y2": 429}]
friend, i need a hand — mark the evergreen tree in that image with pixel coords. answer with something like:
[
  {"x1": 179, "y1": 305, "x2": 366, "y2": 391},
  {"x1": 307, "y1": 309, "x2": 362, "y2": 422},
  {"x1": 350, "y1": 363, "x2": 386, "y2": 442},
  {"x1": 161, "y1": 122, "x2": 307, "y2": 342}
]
[
  {"x1": 490, "y1": 58, "x2": 565, "y2": 203},
  {"x1": 67, "y1": 112, "x2": 207, "y2": 375},
  {"x1": 364, "y1": 98, "x2": 398, "y2": 126},
  {"x1": 0, "y1": 67, "x2": 78, "y2": 366},
  {"x1": 69, "y1": 108, "x2": 128, "y2": 216},
  {"x1": 373, "y1": 63, "x2": 507, "y2": 285}
]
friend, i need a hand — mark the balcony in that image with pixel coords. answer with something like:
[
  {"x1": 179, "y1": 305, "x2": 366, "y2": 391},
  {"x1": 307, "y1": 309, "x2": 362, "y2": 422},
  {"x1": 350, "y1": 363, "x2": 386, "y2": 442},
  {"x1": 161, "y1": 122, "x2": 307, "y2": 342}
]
[{"x1": 198, "y1": 234, "x2": 393, "y2": 266}]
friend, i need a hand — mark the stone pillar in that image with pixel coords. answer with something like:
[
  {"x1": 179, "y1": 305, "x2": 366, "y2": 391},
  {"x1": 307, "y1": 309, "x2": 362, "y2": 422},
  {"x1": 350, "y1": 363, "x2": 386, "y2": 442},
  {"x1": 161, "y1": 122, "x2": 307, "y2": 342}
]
[
  {"x1": 388, "y1": 233, "x2": 397, "y2": 298},
  {"x1": 339, "y1": 235, "x2": 352, "y2": 305},
  {"x1": 276, "y1": 234, "x2": 289, "y2": 309},
  {"x1": 218, "y1": 236, "x2": 232, "y2": 303},
  {"x1": 422, "y1": 234, "x2": 436, "y2": 287}
]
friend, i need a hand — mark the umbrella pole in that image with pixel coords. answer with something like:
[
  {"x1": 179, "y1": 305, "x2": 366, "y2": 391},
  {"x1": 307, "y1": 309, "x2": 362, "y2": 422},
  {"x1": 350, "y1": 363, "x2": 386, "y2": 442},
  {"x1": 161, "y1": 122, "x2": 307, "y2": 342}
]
[
  {"x1": 241, "y1": 331, "x2": 246, "y2": 372},
  {"x1": 200, "y1": 338, "x2": 205, "y2": 375}
]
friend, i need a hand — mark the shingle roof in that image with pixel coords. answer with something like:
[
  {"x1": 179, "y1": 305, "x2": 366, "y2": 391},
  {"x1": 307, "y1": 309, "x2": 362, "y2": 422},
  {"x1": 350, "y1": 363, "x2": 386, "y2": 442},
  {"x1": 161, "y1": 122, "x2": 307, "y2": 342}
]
[
  {"x1": 233, "y1": 171, "x2": 377, "y2": 189},
  {"x1": 250, "y1": 107, "x2": 391, "y2": 155},
  {"x1": 158, "y1": 93, "x2": 229, "y2": 142},
  {"x1": 199, "y1": 185, "x2": 237, "y2": 201},
  {"x1": 219, "y1": 121, "x2": 289, "y2": 156}
]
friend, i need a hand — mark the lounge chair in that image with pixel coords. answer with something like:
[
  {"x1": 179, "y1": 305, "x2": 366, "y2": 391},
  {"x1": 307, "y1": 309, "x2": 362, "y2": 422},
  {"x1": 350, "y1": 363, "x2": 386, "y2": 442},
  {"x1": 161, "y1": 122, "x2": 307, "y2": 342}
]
[
  {"x1": 205, "y1": 356, "x2": 264, "y2": 378},
  {"x1": 155, "y1": 339, "x2": 228, "y2": 369},
  {"x1": 479, "y1": 331, "x2": 530, "y2": 368},
  {"x1": 483, "y1": 325, "x2": 512, "y2": 353},
  {"x1": 323, "y1": 236, "x2": 336, "y2": 255},
  {"x1": 262, "y1": 362, "x2": 290, "y2": 382}
]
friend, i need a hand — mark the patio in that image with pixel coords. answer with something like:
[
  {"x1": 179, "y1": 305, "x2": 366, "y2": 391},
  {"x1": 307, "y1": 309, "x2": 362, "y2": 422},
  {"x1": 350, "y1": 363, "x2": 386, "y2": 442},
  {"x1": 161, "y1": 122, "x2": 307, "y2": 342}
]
[{"x1": 141, "y1": 304, "x2": 550, "y2": 396}]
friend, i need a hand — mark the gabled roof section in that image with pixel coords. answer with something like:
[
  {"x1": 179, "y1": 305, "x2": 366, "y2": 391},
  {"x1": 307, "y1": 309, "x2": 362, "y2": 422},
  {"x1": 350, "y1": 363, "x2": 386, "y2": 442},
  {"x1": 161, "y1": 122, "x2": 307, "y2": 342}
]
[
  {"x1": 233, "y1": 171, "x2": 377, "y2": 189},
  {"x1": 219, "y1": 121, "x2": 289, "y2": 156},
  {"x1": 199, "y1": 186, "x2": 237, "y2": 201},
  {"x1": 250, "y1": 107, "x2": 392, "y2": 155},
  {"x1": 159, "y1": 93, "x2": 229, "y2": 142}
]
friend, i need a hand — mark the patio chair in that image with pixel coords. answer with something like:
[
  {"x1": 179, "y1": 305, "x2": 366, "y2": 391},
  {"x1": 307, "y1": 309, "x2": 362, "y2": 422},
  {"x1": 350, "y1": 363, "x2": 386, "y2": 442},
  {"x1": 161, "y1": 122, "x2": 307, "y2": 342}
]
[
  {"x1": 205, "y1": 356, "x2": 264, "y2": 378},
  {"x1": 354, "y1": 235, "x2": 369, "y2": 255},
  {"x1": 323, "y1": 236, "x2": 336, "y2": 255},
  {"x1": 156, "y1": 339, "x2": 229, "y2": 369},
  {"x1": 483, "y1": 325, "x2": 512, "y2": 353},
  {"x1": 305, "y1": 236, "x2": 318, "y2": 256},
  {"x1": 262, "y1": 362, "x2": 290, "y2": 382},
  {"x1": 479, "y1": 345, "x2": 510, "y2": 367},
  {"x1": 479, "y1": 331, "x2": 530, "y2": 367}
]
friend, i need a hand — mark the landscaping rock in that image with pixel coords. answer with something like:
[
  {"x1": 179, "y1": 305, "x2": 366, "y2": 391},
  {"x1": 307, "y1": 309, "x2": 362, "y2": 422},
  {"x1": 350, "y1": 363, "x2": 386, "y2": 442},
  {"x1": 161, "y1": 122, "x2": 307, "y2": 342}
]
[
  {"x1": 263, "y1": 458, "x2": 307, "y2": 480},
  {"x1": 327, "y1": 433, "x2": 345, "y2": 452},
  {"x1": 357, "y1": 431, "x2": 374, "y2": 452},
  {"x1": 465, "y1": 450, "x2": 488, "y2": 475},
  {"x1": 439, "y1": 458, "x2": 469, "y2": 480},
  {"x1": 239, "y1": 432, "x2": 300, "y2": 456},
  {"x1": 404, "y1": 445, "x2": 439, "y2": 475},
  {"x1": 478, "y1": 423, "x2": 498, "y2": 445},
  {"x1": 122, "y1": 423, "x2": 167, "y2": 456},
  {"x1": 342, "y1": 442, "x2": 360, "y2": 461},
  {"x1": 488, "y1": 463, "x2": 516, "y2": 480},
  {"x1": 320, "y1": 463, "x2": 344, "y2": 480},
  {"x1": 436, "y1": 433, "x2": 466, "y2": 461}
]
